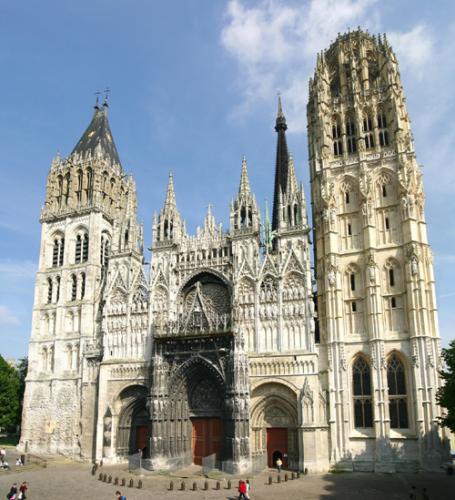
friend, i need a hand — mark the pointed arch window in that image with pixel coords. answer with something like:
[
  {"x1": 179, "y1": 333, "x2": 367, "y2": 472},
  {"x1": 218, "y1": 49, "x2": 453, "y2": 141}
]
[
  {"x1": 75, "y1": 234, "x2": 82, "y2": 263},
  {"x1": 76, "y1": 170, "x2": 83, "y2": 204},
  {"x1": 387, "y1": 354, "x2": 409, "y2": 428},
  {"x1": 64, "y1": 172, "x2": 71, "y2": 205},
  {"x1": 332, "y1": 117, "x2": 343, "y2": 156},
  {"x1": 82, "y1": 234, "x2": 89, "y2": 262},
  {"x1": 100, "y1": 234, "x2": 110, "y2": 269},
  {"x1": 378, "y1": 111, "x2": 389, "y2": 147},
  {"x1": 52, "y1": 237, "x2": 64, "y2": 267},
  {"x1": 346, "y1": 118, "x2": 357, "y2": 153},
  {"x1": 80, "y1": 272, "x2": 86, "y2": 300},
  {"x1": 71, "y1": 274, "x2": 77, "y2": 301},
  {"x1": 86, "y1": 168, "x2": 93, "y2": 203},
  {"x1": 47, "y1": 278, "x2": 53, "y2": 304},
  {"x1": 55, "y1": 276, "x2": 61, "y2": 302},
  {"x1": 363, "y1": 114, "x2": 374, "y2": 149},
  {"x1": 353, "y1": 356, "x2": 373, "y2": 428},
  {"x1": 57, "y1": 175, "x2": 63, "y2": 208}
]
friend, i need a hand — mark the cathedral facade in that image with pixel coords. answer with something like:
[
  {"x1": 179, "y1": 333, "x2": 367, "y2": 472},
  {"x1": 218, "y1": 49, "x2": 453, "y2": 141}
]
[{"x1": 20, "y1": 31, "x2": 449, "y2": 473}]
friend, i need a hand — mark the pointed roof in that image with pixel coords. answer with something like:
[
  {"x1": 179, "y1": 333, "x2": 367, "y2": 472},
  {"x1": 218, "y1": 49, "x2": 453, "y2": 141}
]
[
  {"x1": 164, "y1": 171, "x2": 177, "y2": 209},
  {"x1": 272, "y1": 96, "x2": 289, "y2": 231},
  {"x1": 238, "y1": 156, "x2": 251, "y2": 195},
  {"x1": 286, "y1": 153, "x2": 298, "y2": 194},
  {"x1": 71, "y1": 102, "x2": 121, "y2": 167}
]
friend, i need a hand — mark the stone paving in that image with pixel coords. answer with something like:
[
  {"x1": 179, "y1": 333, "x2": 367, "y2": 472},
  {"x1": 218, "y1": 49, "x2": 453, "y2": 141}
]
[{"x1": 0, "y1": 447, "x2": 453, "y2": 499}]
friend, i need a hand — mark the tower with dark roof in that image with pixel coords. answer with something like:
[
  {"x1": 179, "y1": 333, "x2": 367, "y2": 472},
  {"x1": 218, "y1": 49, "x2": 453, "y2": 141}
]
[{"x1": 20, "y1": 100, "x2": 146, "y2": 459}]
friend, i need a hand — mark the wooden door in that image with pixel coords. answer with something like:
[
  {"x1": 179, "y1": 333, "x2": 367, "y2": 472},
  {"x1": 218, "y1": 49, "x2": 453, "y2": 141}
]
[
  {"x1": 136, "y1": 425, "x2": 148, "y2": 452},
  {"x1": 191, "y1": 418, "x2": 223, "y2": 465},
  {"x1": 267, "y1": 427, "x2": 288, "y2": 468}
]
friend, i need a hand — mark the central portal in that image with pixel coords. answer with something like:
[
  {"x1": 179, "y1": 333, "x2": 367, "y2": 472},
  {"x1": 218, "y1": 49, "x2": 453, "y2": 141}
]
[{"x1": 191, "y1": 417, "x2": 224, "y2": 465}]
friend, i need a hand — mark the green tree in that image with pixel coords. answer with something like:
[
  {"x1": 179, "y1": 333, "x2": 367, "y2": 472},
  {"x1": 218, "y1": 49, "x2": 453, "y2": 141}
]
[
  {"x1": 437, "y1": 340, "x2": 455, "y2": 433},
  {"x1": 0, "y1": 355, "x2": 20, "y2": 433}
]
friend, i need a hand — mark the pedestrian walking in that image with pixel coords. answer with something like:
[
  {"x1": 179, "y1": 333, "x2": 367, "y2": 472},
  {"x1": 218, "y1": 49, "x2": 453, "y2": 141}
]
[
  {"x1": 0, "y1": 447, "x2": 6, "y2": 464},
  {"x1": 422, "y1": 487, "x2": 430, "y2": 500},
  {"x1": 246, "y1": 478, "x2": 251, "y2": 499},
  {"x1": 6, "y1": 483, "x2": 17, "y2": 500},
  {"x1": 238, "y1": 479, "x2": 248, "y2": 500},
  {"x1": 276, "y1": 457, "x2": 283, "y2": 473},
  {"x1": 115, "y1": 491, "x2": 126, "y2": 500},
  {"x1": 18, "y1": 481, "x2": 28, "y2": 499}
]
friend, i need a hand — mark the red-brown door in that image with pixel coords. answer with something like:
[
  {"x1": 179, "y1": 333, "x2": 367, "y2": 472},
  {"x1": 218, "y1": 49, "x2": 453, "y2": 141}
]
[
  {"x1": 267, "y1": 428, "x2": 288, "y2": 468},
  {"x1": 136, "y1": 425, "x2": 148, "y2": 452},
  {"x1": 191, "y1": 418, "x2": 223, "y2": 465}
]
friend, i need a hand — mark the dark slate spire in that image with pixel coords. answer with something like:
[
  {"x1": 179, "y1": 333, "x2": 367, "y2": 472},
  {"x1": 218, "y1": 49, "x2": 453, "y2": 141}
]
[
  {"x1": 272, "y1": 95, "x2": 289, "y2": 231},
  {"x1": 70, "y1": 98, "x2": 121, "y2": 167}
]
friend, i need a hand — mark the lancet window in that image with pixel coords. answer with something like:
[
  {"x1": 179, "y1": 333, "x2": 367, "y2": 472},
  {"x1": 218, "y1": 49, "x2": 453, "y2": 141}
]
[
  {"x1": 332, "y1": 116, "x2": 343, "y2": 156},
  {"x1": 52, "y1": 236, "x2": 65, "y2": 267},
  {"x1": 75, "y1": 232, "x2": 89, "y2": 263},
  {"x1": 47, "y1": 278, "x2": 53, "y2": 304},
  {"x1": 387, "y1": 354, "x2": 409, "y2": 428},
  {"x1": 363, "y1": 113, "x2": 374, "y2": 149},
  {"x1": 80, "y1": 272, "x2": 86, "y2": 300},
  {"x1": 352, "y1": 356, "x2": 373, "y2": 428},
  {"x1": 346, "y1": 118, "x2": 357, "y2": 153},
  {"x1": 71, "y1": 274, "x2": 77, "y2": 301},
  {"x1": 377, "y1": 111, "x2": 389, "y2": 147}
]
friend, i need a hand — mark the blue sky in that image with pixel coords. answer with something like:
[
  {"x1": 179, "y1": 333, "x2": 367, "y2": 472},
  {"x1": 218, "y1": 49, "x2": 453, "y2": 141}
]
[{"x1": 0, "y1": 0, "x2": 454, "y2": 359}]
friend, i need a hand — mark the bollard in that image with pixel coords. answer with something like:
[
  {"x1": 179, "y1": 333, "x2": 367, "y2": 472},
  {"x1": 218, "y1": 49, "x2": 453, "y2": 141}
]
[
  {"x1": 277, "y1": 474, "x2": 281, "y2": 483},
  {"x1": 216, "y1": 481, "x2": 220, "y2": 490},
  {"x1": 284, "y1": 473, "x2": 288, "y2": 482},
  {"x1": 121, "y1": 478, "x2": 126, "y2": 487},
  {"x1": 296, "y1": 472, "x2": 300, "y2": 479},
  {"x1": 227, "y1": 479, "x2": 232, "y2": 489},
  {"x1": 98, "y1": 472, "x2": 103, "y2": 481},
  {"x1": 181, "y1": 481, "x2": 186, "y2": 491},
  {"x1": 114, "y1": 477, "x2": 118, "y2": 485},
  {"x1": 192, "y1": 481, "x2": 197, "y2": 491},
  {"x1": 268, "y1": 476, "x2": 272, "y2": 485},
  {"x1": 291, "y1": 472, "x2": 295, "y2": 480},
  {"x1": 138, "y1": 479, "x2": 142, "y2": 489},
  {"x1": 169, "y1": 480, "x2": 174, "y2": 491},
  {"x1": 108, "y1": 475, "x2": 112, "y2": 484},
  {"x1": 129, "y1": 478, "x2": 134, "y2": 488},
  {"x1": 204, "y1": 480, "x2": 209, "y2": 491}
]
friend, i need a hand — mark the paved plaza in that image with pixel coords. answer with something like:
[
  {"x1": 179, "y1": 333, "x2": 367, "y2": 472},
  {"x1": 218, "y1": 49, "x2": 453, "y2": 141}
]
[{"x1": 0, "y1": 447, "x2": 453, "y2": 500}]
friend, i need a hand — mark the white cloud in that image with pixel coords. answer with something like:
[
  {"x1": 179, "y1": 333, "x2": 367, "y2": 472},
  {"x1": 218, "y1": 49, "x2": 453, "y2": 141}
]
[
  {"x1": 0, "y1": 305, "x2": 20, "y2": 325},
  {"x1": 220, "y1": 0, "x2": 437, "y2": 134},
  {"x1": 0, "y1": 260, "x2": 36, "y2": 280},
  {"x1": 388, "y1": 25, "x2": 433, "y2": 79}
]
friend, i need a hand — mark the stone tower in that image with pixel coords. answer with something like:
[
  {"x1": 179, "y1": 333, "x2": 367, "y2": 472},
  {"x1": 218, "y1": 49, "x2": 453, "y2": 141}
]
[
  {"x1": 308, "y1": 30, "x2": 448, "y2": 471},
  {"x1": 20, "y1": 98, "x2": 144, "y2": 458}
]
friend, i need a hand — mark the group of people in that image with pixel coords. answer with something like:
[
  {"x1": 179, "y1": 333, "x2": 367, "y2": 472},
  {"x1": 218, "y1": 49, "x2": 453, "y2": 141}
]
[
  {"x1": 237, "y1": 478, "x2": 251, "y2": 499},
  {"x1": 6, "y1": 482, "x2": 28, "y2": 500}
]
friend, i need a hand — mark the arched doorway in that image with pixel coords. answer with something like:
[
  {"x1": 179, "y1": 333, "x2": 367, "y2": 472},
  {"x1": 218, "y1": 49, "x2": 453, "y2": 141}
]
[
  {"x1": 116, "y1": 385, "x2": 149, "y2": 457},
  {"x1": 250, "y1": 382, "x2": 299, "y2": 470}
]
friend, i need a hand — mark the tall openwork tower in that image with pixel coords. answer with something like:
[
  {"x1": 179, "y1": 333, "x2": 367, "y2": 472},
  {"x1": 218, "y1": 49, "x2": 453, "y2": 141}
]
[{"x1": 308, "y1": 30, "x2": 448, "y2": 470}]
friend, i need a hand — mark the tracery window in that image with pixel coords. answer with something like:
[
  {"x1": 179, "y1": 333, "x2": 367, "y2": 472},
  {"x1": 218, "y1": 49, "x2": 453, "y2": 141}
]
[
  {"x1": 86, "y1": 168, "x2": 93, "y2": 203},
  {"x1": 346, "y1": 118, "x2": 357, "y2": 153},
  {"x1": 55, "y1": 276, "x2": 60, "y2": 303},
  {"x1": 363, "y1": 113, "x2": 374, "y2": 149},
  {"x1": 353, "y1": 356, "x2": 373, "y2": 428},
  {"x1": 387, "y1": 355, "x2": 409, "y2": 428},
  {"x1": 377, "y1": 111, "x2": 389, "y2": 147},
  {"x1": 76, "y1": 170, "x2": 83, "y2": 204},
  {"x1": 332, "y1": 117, "x2": 343, "y2": 156}
]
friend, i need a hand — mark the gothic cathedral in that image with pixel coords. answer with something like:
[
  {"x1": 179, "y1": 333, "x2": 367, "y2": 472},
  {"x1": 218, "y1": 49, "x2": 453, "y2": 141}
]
[{"x1": 20, "y1": 31, "x2": 449, "y2": 473}]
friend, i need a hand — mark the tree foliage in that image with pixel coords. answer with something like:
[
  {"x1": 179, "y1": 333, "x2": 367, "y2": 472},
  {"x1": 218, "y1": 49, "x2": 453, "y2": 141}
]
[
  {"x1": 437, "y1": 340, "x2": 455, "y2": 433},
  {"x1": 0, "y1": 355, "x2": 20, "y2": 432}
]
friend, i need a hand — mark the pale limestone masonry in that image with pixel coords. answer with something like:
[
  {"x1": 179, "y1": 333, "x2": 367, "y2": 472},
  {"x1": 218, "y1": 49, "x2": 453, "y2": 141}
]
[{"x1": 19, "y1": 31, "x2": 449, "y2": 473}]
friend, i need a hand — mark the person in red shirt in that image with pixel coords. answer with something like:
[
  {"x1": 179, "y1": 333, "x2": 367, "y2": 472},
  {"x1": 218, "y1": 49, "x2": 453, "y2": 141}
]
[
  {"x1": 19, "y1": 481, "x2": 28, "y2": 499},
  {"x1": 238, "y1": 480, "x2": 248, "y2": 499}
]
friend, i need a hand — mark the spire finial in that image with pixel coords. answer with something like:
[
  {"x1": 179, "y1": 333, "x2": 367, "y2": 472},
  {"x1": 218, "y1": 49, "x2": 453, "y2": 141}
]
[
  {"x1": 275, "y1": 93, "x2": 287, "y2": 132},
  {"x1": 239, "y1": 155, "x2": 251, "y2": 195},
  {"x1": 164, "y1": 171, "x2": 176, "y2": 207},
  {"x1": 103, "y1": 87, "x2": 110, "y2": 107},
  {"x1": 94, "y1": 90, "x2": 100, "y2": 110}
]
